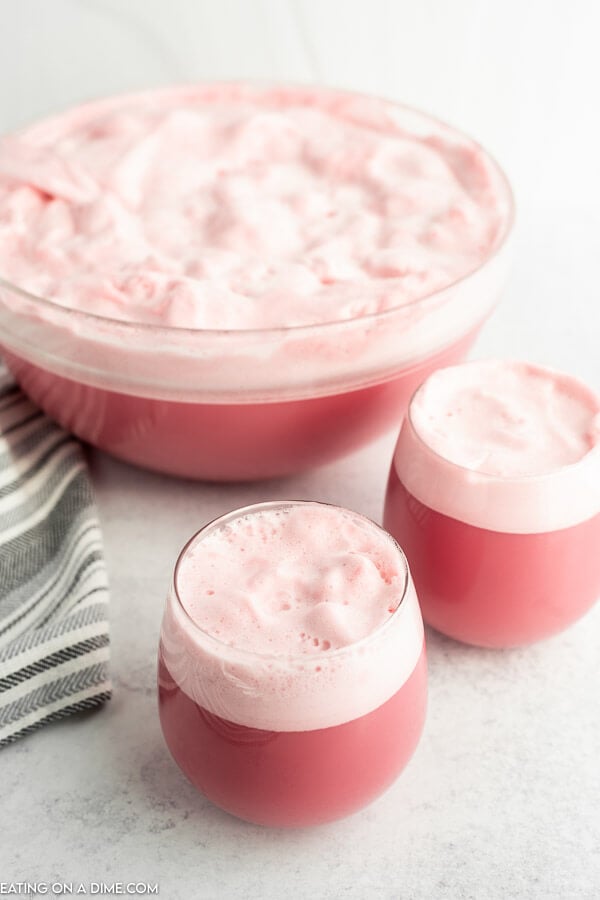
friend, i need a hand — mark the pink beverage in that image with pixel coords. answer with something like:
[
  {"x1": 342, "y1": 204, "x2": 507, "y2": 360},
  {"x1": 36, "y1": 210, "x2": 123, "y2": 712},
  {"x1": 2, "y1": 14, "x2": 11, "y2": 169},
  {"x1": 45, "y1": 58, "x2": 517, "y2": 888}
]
[
  {"x1": 0, "y1": 84, "x2": 513, "y2": 480},
  {"x1": 384, "y1": 361, "x2": 600, "y2": 647},
  {"x1": 3, "y1": 331, "x2": 474, "y2": 480},
  {"x1": 158, "y1": 501, "x2": 426, "y2": 826}
]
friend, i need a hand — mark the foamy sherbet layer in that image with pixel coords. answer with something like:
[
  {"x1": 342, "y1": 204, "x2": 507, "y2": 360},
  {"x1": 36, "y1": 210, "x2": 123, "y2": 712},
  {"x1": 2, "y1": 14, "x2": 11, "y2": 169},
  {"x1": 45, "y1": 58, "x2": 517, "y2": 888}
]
[
  {"x1": 161, "y1": 503, "x2": 424, "y2": 731},
  {"x1": 0, "y1": 84, "x2": 507, "y2": 330},
  {"x1": 394, "y1": 360, "x2": 600, "y2": 533}
]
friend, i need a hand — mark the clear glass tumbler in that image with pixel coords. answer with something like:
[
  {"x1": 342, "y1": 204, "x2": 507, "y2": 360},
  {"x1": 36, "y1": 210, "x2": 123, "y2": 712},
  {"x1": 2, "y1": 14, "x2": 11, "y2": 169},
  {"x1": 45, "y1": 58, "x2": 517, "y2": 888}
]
[{"x1": 158, "y1": 500, "x2": 427, "y2": 826}]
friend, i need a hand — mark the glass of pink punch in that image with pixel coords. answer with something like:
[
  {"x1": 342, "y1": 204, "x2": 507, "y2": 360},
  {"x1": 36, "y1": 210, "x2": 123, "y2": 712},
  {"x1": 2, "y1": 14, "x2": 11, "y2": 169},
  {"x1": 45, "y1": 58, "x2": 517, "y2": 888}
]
[
  {"x1": 158, "y1": 500, "x2": 426, "y2": 826},
  {"x1": 384, "y1": 360, "x2": 600, "y2": 648}
]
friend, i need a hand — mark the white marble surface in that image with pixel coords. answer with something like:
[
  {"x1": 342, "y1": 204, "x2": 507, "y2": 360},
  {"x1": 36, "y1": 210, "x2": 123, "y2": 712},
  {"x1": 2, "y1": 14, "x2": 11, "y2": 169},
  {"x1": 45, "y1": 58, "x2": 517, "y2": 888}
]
[
  {"x1": 1, "y1": 1, "x2": 600, "y2": 897},
  {"x1": 2, "y1": 429, "x2": 600, "y2": 899}
]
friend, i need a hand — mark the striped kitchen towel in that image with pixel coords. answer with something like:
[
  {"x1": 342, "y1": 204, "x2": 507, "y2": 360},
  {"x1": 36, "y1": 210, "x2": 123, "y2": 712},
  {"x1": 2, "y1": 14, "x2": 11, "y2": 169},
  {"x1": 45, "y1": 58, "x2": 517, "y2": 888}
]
[{"x1": 0, "y1": 362, "x2": 110, "y2": 746}]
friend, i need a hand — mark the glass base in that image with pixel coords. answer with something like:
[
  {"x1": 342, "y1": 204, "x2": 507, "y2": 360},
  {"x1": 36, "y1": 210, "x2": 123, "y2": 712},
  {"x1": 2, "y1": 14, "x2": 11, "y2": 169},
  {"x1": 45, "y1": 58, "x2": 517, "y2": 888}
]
[
  {"x1": 384, "y1": 468, "x2": 600, "y2": 647},
  {"x1": 158, "y1": 644, "x2": 427, "y2": 827}
]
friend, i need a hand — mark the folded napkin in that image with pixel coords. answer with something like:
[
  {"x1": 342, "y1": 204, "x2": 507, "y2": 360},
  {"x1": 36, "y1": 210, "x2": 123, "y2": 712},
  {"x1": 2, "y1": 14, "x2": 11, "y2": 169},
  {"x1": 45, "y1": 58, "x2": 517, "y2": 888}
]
[{"x1": 0, "y1": 362, "x2": 110, "y2": 746}]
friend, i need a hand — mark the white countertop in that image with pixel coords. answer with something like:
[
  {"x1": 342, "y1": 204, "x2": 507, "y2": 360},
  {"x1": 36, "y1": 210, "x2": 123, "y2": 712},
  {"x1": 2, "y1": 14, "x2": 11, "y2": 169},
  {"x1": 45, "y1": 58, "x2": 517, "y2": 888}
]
[
  {"x1": 3, "y1": 421, "x2": 599, "y2": 899},
  {"x1": 2, "y1": 2, "x2": 600, "y2": 896}
]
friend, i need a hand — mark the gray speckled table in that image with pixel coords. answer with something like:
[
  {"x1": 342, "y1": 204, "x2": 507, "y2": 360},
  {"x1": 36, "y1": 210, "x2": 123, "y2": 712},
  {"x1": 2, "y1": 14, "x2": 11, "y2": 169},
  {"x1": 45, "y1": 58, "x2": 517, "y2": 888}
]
[{"x1": 2, "y1": 423, "x2": 599, "y2": 900}]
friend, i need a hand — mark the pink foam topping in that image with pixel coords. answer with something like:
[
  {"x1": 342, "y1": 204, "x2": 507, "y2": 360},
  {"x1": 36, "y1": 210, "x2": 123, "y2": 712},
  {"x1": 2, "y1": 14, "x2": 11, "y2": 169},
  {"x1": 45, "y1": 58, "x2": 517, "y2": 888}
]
[
  {"x1": 0, "y1": 84, "x2": 507, "y2": 330},
  {"x1": 395, "y1": 360, "x2": 600, "y2": 533},
  {"x1": 161, "y1": 502, "x2": 424, "y2": 731}
]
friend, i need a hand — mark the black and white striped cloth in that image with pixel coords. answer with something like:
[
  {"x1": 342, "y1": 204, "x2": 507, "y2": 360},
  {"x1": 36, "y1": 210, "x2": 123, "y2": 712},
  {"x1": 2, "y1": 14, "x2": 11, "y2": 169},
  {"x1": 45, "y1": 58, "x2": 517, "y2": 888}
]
[{"x1": 0, "y1": 361, "x2": 110, "y2": 746}]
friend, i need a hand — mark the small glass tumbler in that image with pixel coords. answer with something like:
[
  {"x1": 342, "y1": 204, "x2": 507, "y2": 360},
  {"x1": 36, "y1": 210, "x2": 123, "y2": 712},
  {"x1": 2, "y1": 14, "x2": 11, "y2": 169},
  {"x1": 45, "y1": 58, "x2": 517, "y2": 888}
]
[
  {"x1": 158, "y1": 500, "x2": 427, "y2": 827},
  {"x1": 384, "y1": 365, "x2": 600, "y2": 648}
]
